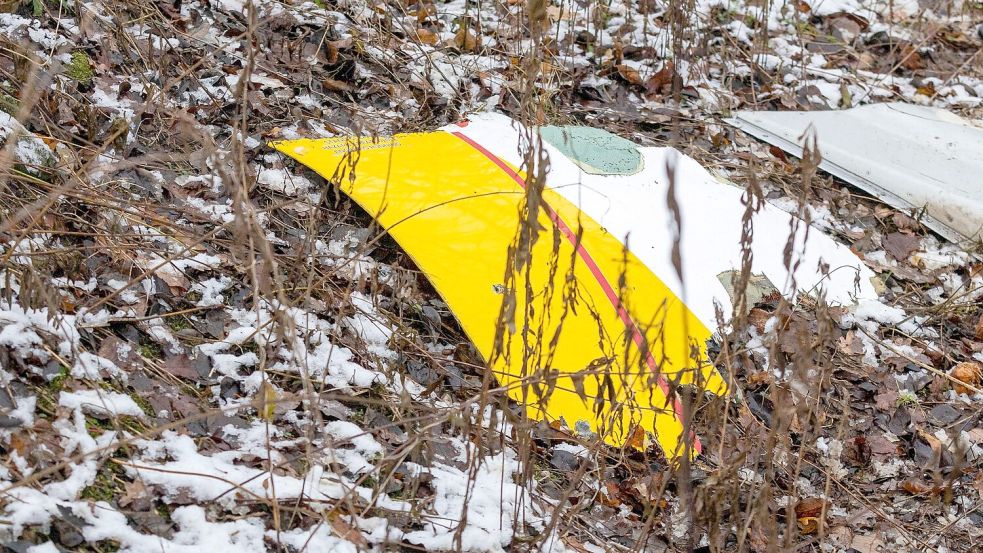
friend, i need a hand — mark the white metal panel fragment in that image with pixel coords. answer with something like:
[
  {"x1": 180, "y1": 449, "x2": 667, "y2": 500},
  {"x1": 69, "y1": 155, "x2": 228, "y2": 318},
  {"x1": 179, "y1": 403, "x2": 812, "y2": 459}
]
[
  {"x1": 727, "y1": 103, "x2": 983, "y2": 243},
  {"x1": 449, "y1": 114, "x2": 878, "y2": 328}
]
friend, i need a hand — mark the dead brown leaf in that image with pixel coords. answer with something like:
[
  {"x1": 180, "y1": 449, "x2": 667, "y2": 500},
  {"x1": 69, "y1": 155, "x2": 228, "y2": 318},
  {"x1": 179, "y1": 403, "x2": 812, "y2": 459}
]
[
  {"x1": 900, "y1": 478, "x2": 939, "y2": 496},
  {"x1": 119, "y1": 480, "x2": 152, "y2": 511},
  {"x1": 898, "y1": 44, "x2": 925, "y2": 71},
  {"x1": 881, "y1": 232, "x2": 920, "y2": 261},
  {"x1": 746, "y1": 371, "x2": 774, "y2": 388},
  {"x1": 322, "y1": 78, "x2": 352, "y2": 93},
  {"x1": 616, "y1": 64, "x2": 643, "y2": 87},
  {"x1": 748, "y1": 307, "x2": 772, "y2": 333},
  {"x1": 628, "y1": 473, "x2": 667, "y2": 508},
  {"x1": 644, "y1": 61, "x2": 677, "y2": 96},
  {"x1": 415, "y1": 28, "x2": 437, "y2": 46},
  {"x1": 768, "y1": 145, "x2": 790, "y2": 163},
  {"x1": 949, "y1": 361, "x2": 982, "y2": 395},
  {"x1": 846, "y1": 435, "x2": 871, "y2": 466},
  {"x1": 838, "y1": 330, "x2": 865, "y2": 356},
  {"x1": 850, "y1": 532, "x2": 886, "y2": 553},
  {"x1": 892, "y1": 212, "x2": 919, "y2": 231},
  {"x1": 830, "y1": 17, "x2": 862, "y2": 43},
  {"x1": 156, "y1": 1, "x2": 184, "y2": 22},
  {"x1": 257, "y1": 381, "x2": 278, "y2": 421},
  {"x1": 914, "y1": 427, "x2": 943, "y2": 468},
  {"x1": 626, "y1": 424, "x2": 646, "y2": 450},
  {"x1": 454, "y1": 27, "x2": 479, "y2": 53},
  {"x1": 599, "y1": 480, "x2": 622, "y2": 507},
  {"x1": 935, "y1": 27, "x2": 975, "y2": 50},
  {"x1": 414, "y1": 2, "x2": 436, "y2": 24},
  {"x1": 8, "y1": 430, "x2": 29, "y2": 457},
  {"x1": 162, "y1": 353, "x2": 199, "y2": 380},
  {"x1": 867, "y1": 433, "x2": 899, "y2": 458},
  {"x1": 330, "y1": 515, "x2": 369, "y2": 547},
  {"x1": 795, "y1": 497, "x2": 828, "y2": 534},
  {"x1": 915, "y1": 82, "x2": 936, "y2": 97}
]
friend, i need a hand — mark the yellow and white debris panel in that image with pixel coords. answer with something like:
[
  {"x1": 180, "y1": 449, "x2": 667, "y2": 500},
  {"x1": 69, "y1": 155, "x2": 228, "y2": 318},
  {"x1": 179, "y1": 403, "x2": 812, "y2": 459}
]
[{"x1": 273, "y1": 114, "x2": 876, "y2": 460}]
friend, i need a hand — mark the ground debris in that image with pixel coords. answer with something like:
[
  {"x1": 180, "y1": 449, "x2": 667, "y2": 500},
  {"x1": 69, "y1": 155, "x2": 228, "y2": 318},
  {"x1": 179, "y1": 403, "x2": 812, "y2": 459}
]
[{"x1": 0, "y1": 0, "x2": 979, "y2": 552}]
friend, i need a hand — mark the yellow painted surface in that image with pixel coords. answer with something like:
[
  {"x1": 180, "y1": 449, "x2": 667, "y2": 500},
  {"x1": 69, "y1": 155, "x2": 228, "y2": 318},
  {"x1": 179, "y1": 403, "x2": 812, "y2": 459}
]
[{"x1": 272, "y1": 131, "x2": 727, "y2": 459}]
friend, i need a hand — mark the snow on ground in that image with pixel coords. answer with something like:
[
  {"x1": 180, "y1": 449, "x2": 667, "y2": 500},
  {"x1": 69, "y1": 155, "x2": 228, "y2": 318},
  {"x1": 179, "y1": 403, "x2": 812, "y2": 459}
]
[{"x1": 59, "y1": 390, "x2": 147, "y2": 418}]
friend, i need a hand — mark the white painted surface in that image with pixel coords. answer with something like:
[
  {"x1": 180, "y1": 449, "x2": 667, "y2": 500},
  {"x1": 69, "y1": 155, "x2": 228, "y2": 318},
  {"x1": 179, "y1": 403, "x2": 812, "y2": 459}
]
[
  {"x1": 728, "y1": 103, "x2": 983, "y2": 243},
  {"x1": 444, "y1": 114, "x2": 877, "y2": 329}
]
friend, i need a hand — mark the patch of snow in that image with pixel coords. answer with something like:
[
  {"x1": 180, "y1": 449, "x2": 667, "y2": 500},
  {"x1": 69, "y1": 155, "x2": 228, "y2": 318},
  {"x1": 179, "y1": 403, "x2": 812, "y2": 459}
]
[
  {"x1": 71, "y1": 352, "x2": 125, "y2": 381},
  {"x1": 8, "y1": 395, "x2": 36, "y2": 429},
  {"x1": 59, "y1": 390, "x2": 146, "y2": 418},
  {"x1": 0, "y1": 299, "x2": 81, "y2": 363},
  {"x1": 402, "y1": 443, "x2": 541, "y2": 552},
  {"x1": 267, "y1": 524, "x2": 359, "y2": 553},
  {"x1": 257, "y1": 167, "x2": 312, "y2": 195},
  {"x1": 83, "y1": 504, "x2": 267, "y2": 551},
  {"x1": 343, "y1": 292, "x2": 396, "y2": 360},
  {"x1": 128, "y1": 431, "x2": 409, "y2": 511},
  {"x1": 209, "y1": 352, "x2": 258, "y2": 377},
  {"x1": 191, "y1": 276, "x2": 233, "y2": 307},
  {"x1": 0, "y1": 111, "x2": 54, "y2": 170}
]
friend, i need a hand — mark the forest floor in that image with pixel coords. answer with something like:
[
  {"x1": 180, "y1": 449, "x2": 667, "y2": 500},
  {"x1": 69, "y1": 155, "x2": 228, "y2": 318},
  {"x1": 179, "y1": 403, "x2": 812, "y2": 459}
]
[{"x1": 0, "y1": 0, "x2": 982, "y2": 552}]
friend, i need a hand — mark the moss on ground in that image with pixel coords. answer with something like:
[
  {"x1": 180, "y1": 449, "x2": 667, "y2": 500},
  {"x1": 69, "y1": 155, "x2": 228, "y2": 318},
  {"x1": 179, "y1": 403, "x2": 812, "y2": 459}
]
[
  {"x1": 33, "y1": 365, "x2": 70, "y2": 416},
  {"x1": 138, "y1": 342, "x2": 163, "y2": 360},
  {"x1": 65, "y1": 51, "x2": 93, "y2": 84},
  {"x1": 79, "y1": 459, "x2": 127, "y2": 503}
]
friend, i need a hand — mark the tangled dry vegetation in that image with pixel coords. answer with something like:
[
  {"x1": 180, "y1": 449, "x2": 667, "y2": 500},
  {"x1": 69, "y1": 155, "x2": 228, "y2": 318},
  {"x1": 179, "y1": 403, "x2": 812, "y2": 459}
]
[{"x1": 0, "y1": 0, "x2": 982, "y2": 552}]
